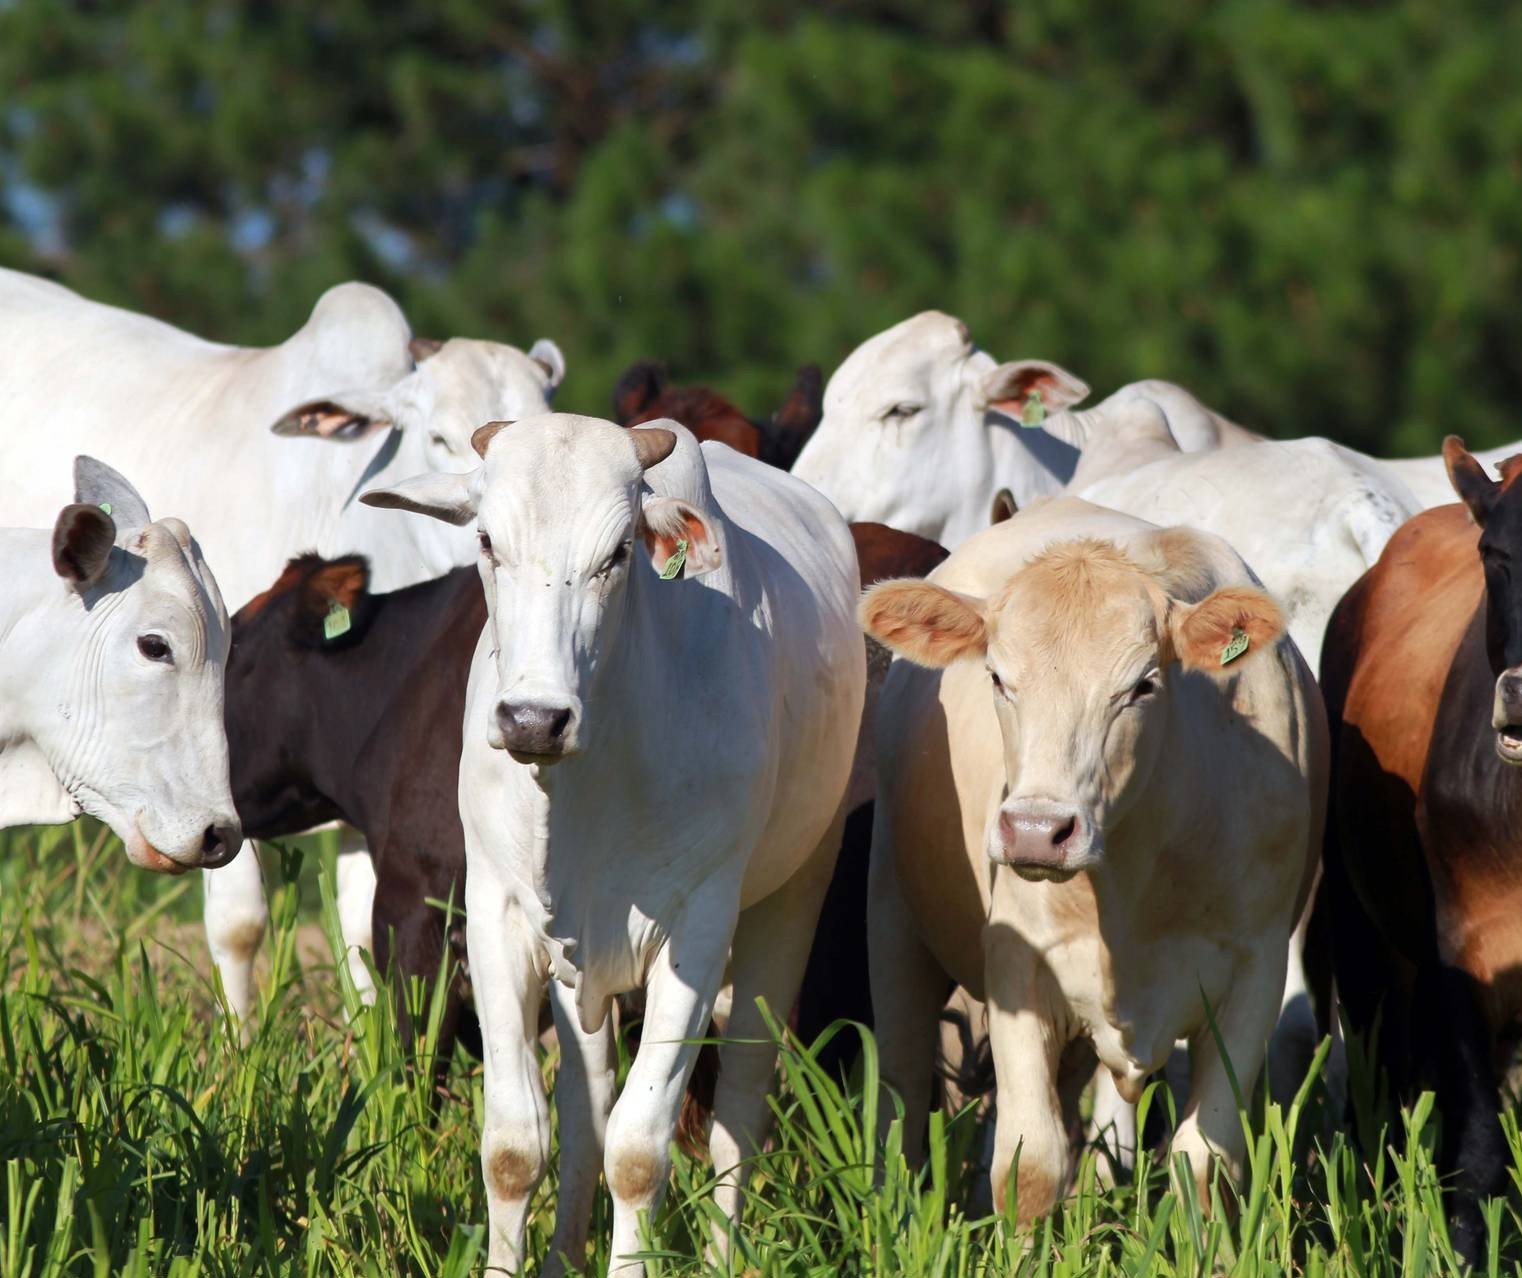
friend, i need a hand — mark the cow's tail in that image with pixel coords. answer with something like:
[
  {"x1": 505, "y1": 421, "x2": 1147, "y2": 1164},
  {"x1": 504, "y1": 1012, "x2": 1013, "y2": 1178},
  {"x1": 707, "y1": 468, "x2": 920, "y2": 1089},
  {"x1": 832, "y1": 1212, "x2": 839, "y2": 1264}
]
[{"x1": 676, "y1": 1034, "x2": 721, "y2": 1156}]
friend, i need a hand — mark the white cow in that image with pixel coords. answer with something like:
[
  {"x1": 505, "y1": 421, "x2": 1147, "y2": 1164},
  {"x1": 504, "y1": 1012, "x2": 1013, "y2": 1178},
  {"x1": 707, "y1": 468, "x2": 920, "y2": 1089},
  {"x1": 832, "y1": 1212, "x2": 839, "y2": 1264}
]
[
  {"x1": 1, "y1": 457, "x2": 240, "y2": 871},
  {"x1": 861, "y1": 498, "x2": 1325, "y2": 1220},
  {"x1": 1070, "y1": 419, "x2": 1423, "y2": 675},
  {"x1": 361, "y1": 415, "x2": 866, "y2": 1275},
  {"x1": 790, "y1": 310, "x2": 1257, "y2": 546},
  {"x1": 0, "y1": 266, "x2": 565, "y2": 1022}
]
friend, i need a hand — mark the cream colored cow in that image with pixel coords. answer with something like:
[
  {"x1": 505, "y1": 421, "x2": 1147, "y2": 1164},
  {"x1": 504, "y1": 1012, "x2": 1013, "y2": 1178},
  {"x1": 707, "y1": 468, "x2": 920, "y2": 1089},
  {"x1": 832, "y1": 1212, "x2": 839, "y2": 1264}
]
[{"x1": 860, "y1": 497, "x2": 1326, "y2": 1217}]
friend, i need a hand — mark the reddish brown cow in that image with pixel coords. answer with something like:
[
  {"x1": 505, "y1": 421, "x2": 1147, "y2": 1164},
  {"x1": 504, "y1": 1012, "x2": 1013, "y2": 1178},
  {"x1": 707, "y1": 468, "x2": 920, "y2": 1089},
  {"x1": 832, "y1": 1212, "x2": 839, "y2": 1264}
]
[
  {"x1": 612, "y1": 360, "x2": 824, "y2": 471},
  {"x1": 1320, "y1": 437, "x2": 1522, "y2": 1265}
]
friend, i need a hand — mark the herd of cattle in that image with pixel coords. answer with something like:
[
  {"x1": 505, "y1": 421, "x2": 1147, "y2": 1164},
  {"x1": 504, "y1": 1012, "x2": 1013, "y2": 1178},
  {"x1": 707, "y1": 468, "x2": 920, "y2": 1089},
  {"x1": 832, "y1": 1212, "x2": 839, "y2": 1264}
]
[{"x1": 3, "y1": 265, "x2": 1521, "y2": 1270}]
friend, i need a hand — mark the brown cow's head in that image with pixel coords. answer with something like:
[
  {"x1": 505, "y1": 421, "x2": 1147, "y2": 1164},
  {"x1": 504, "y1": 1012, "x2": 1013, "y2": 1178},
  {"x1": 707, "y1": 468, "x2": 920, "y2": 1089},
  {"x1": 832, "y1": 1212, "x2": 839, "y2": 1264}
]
[
  {"x1": 862, "y1": 535, "x2": 1284, "y2": 881},
  {"x1": 1445, "y1": 436, "x2": 1522, "y2": 764},
  {"x1": 610, "y1": 361, "x2": 824, "y2": 468}
]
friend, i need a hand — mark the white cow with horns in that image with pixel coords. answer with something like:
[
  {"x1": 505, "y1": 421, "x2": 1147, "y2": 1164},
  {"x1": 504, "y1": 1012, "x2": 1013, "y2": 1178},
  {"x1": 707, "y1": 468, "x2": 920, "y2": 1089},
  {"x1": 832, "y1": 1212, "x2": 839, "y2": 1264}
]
[
  {"x1": 0, "y1": 265, "x2": 564, "y2": 1025},
  {"x1": 361, "y1": 414, "x2": 866, "y2": 1275},
  {"x1": 0, "y1": 457, "x2": 240, "y2": 872}
]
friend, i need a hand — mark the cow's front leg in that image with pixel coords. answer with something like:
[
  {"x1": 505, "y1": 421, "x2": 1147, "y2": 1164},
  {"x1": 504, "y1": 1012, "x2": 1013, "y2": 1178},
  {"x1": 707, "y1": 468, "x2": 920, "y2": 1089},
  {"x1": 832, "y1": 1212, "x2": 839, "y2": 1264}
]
[
  {"x1": 710, "y1": 814, "x2": 842, "y2": 1254},
  {"x1": 604, "y1": 910, "x2": 734, "y2": 1275},
  {"x1": 985, "y1": 928, "x2": 1069, "y2": 1224},
  {"x1": 545, "y1": 979, "x2": 616, "y2": 1278},
  {"x1": 469, "y1": 861, "x2": 549, "y2": 1275},
  {"x1": 202, "y1": 842, "x2": 268, "y2": 1036},
  {"x1": 1173, "y1": 952, "x2": 1285, "y2": 1207},
  {"x1": 335, "y1": 826, "x2": 378, "y2": 1007}
]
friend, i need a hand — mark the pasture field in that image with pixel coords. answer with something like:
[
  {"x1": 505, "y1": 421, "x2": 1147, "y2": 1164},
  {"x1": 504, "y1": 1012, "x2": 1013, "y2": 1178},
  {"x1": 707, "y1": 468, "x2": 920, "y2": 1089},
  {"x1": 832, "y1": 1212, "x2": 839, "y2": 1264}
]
[{"x1": 0, "y1": 822, "x2": 1514, "y2": 1277}]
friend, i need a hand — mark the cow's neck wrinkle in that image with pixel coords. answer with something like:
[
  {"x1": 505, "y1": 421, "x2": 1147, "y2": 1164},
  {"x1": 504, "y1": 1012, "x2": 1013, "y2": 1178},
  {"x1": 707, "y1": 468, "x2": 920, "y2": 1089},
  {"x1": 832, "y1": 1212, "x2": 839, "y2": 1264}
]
[{"x1": 0, "y1": 531, "x2": 117, "y2": 817}]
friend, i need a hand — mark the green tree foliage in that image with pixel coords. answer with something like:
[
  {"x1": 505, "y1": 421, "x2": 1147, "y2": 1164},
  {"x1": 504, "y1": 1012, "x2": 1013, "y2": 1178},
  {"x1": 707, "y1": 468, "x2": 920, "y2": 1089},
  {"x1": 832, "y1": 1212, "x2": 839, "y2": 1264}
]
[{"x1": 1, "y1": 0, "x2": 1518, "y2": 453}]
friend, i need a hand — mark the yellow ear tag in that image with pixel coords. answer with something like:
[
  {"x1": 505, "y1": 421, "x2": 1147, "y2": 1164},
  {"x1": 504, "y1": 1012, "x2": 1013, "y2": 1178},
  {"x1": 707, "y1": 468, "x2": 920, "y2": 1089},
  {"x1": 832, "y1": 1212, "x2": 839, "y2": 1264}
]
[
  {"x1": 1020, "y1": 388, "x2": 1046, "y2": 427},
  {"x1": 1220, "y1": 626, "x2": 1249, "y2": 666},
  {"x1": 323, "y1": 600, "x2": 352, "y2": 641},
  {"x1": 659, "y1": 538, "x2": 688, "y2": 581}
]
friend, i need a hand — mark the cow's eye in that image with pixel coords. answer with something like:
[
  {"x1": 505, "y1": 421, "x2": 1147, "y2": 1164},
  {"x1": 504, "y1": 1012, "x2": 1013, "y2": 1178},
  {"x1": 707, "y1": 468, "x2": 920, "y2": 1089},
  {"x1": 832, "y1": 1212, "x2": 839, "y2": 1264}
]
[
  {"x1": 989, "y1": 669, "x2": 1004, "y2": 692},
  {"x1": 883, "y1": 402, "x2": 922, "y2": 421},
  {"x1": 597, "y1": 542, "x2": 630, "y2": 576},
  {"x1": 428, "y1": 431, "x2": 450, "y2": 452},
  {"x1": 1129, "y1": 672, "x2": 1158, "y2": 703},
  {"x1": 478, "y1": 532, "x2": 493, "y2": 557},
  {"x1": 137, "y1": 634, "x2": 172, "y2": 663}
]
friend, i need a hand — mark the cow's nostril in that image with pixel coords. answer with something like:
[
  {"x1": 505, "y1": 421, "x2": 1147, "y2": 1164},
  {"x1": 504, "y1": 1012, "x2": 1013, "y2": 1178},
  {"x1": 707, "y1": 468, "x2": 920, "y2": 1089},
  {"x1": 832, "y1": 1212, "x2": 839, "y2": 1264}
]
[
  {"x1": 547, "y1": 707, "x2": 571, "y2": 739},
  {"x1": 1051, "y1": 816, "x2": 1077, "y2": 847},
  {"x1": 202, "y1": 824, "x2": 222, "y2": 854}
]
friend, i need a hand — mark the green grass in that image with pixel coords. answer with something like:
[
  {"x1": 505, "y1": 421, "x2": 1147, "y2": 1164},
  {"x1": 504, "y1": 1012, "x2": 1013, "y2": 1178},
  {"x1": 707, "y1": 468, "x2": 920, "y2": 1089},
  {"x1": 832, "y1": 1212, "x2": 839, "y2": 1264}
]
[{"x1": 0, "y1": 821, "x2": 1516, "y2": 1275}]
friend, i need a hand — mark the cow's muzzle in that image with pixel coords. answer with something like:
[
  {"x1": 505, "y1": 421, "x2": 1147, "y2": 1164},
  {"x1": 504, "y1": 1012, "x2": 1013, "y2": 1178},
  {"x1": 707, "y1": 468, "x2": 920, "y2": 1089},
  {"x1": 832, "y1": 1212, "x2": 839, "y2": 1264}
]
[
  {"x1": 128, "y1": 815, "x2": 243, "y2": 873},
  {"x1": 492, "y1": 698, "x2": 580, "y2": 762},
  {"x1": 990, "y1": 798, "x2": 1097, "y2": 882},
  {"x1": 1492, "y1": 670, "x2": 1522, "y2": 765}
]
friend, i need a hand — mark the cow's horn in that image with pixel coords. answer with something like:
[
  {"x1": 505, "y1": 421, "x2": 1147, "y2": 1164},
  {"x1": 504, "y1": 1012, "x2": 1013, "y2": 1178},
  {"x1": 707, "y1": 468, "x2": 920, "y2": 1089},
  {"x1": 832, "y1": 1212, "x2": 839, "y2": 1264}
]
[
  {"x1": 631, "y1": 427, "x2": 677, "y2": 471},
  {"x1": 472, "y1": 421, "x2": 512, "y2": 458}
]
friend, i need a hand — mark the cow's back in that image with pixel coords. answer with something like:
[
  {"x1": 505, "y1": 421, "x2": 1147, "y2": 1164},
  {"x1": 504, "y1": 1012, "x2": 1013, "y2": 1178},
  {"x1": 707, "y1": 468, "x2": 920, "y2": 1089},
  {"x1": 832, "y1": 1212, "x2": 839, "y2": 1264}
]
[
  {"x1": 0, "y1": 269, "x2": 416, "y2": 604},
  {"x1": 1082, "y1": 437, "x2": 1421, "y2": 671}
]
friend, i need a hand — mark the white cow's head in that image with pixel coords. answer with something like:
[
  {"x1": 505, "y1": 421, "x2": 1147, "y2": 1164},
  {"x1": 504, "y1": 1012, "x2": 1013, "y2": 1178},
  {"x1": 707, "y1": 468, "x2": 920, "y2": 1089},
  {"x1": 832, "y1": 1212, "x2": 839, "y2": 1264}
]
[
  {"x1": 270, "y1": 334, "x2": 566, "y2": 475},
  {"x1": 862, "y1": 535, "x2": 1283, "y2": 881},
  {"x1": 361, "y1": 414, "x2": 716, "y2": 762},
  {"x1": 791, "y1": 311, "x2": 1089, "y2": 547},
  {"x1": 39, "y1": 458, "x2": 240, "y2": 872}
]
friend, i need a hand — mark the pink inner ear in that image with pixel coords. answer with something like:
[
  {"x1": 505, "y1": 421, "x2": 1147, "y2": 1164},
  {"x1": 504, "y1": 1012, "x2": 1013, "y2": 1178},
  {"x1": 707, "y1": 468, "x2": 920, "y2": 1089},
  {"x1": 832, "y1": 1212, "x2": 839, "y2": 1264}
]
[
  {"x1": 307, "y1": 408, "x2": 367, "y2": 438},
  {"x1": 642, "y1": 507, "x2": 710, "y2": 571},
  {"x1": 989, "y1": 370, "x2": 1051, "y2": 415}
]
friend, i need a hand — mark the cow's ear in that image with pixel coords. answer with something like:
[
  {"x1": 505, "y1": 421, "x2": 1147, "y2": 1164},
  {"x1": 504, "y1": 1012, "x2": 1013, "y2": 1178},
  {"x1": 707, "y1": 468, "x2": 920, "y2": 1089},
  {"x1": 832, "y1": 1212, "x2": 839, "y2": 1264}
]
[
  {"x1": 271, "y1": 390, "x2": 394, "y2": 441},
  {"x1": 766, "y1": 364, "x2": 824, "y2": 470},
  {"x1": 612, "y1": 361, "x2": 666, "y2": 424},
  {"x1": 1444, "y1": 436, "x2": 1500, "y2": 526},
  {"x1": 639, "y1": 496, "x2": 721, "y2": 578},
  {"x1": 529, "y1": 338, "x2": 566, "y2": 394},
  {"x1": 73, "y1": 455, "x2": 151, "y2": 533},
  {"x1": 990, "y1": 488, "x2": 1018, "y2": 525},
  {"x1": 360, "y1": 471, "x2": 479, "y2": 525},
  {"x1": 1168, "y1": 585, "x2": 1284, "y2": 673},
  {"x1": 53, "y1": 503, "x2": 117, "y2": 586},
  {"x1": 294, "y1": 557, "x2": 373, "y2": 649},
  {"x1": 409, "y1": 336, "x2": 445, "y2": 363},
  {"x1": 982, "y1": 360, "x2": 1090, "y2": 418},
  {"x1": 860, "y1": 579, "x2": 988, "y2": 668}
]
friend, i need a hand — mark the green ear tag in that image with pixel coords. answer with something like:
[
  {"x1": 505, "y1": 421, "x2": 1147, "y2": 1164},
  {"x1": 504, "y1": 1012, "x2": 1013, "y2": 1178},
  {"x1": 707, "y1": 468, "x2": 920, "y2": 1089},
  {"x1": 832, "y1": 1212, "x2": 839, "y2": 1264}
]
[
  {"x1": 659, "y1": 538, "x2": 688, "y2": 581},
  {"x1": 323, "y1": 600, "x2": 352, "y2": 641},
  {"x1": 1220, "y1": 626, "x2": 1249, "y2": 666},
  {"x1": 1020, "y1": 388, "x2": 1046, "y2": 428},
  {"x1": 98, "y1": 502, "x2": 112, "y2": 516}
]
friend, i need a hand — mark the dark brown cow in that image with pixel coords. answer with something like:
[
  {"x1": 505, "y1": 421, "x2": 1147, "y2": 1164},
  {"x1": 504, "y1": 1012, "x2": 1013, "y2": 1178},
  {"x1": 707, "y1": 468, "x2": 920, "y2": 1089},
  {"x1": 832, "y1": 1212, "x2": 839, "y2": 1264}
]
[
  {"x1": 1320, "y1": 437, "x2": 1522, "y2": 1265},
  {"x1": 226, "y1": 557, "x2": 485, "y2": 1075},
  {"x1": 612, "y1": 360, "x2": 824, "y2": 471}
]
